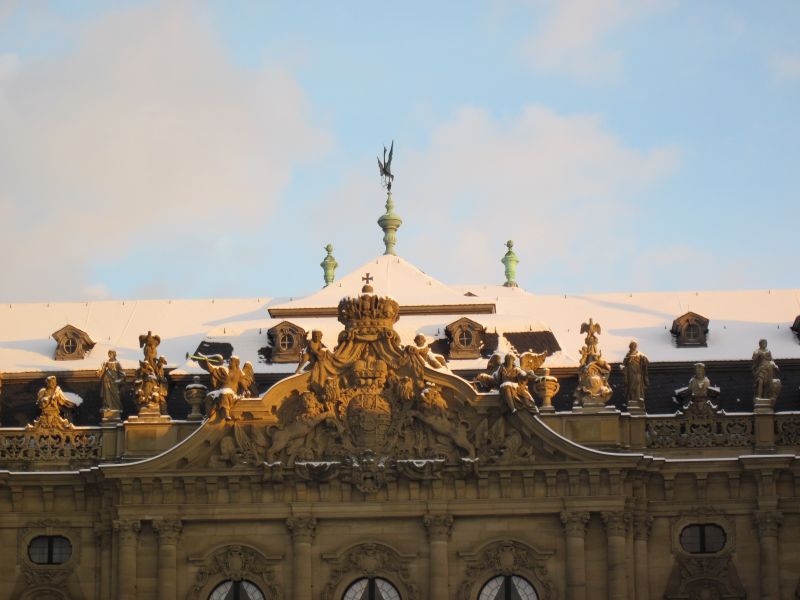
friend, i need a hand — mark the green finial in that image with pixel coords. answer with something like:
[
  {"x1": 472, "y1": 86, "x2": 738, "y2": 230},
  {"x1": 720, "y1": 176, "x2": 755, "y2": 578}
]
[
  {"x1": 377, "y1": 190, "x2": 402, "y2": 255},
  {"x1": 320, "y1": 244, "x2": 338, "y2": 287},
  {"x1": 501, "y1": 240, "x2": 519, "y2": 287}
]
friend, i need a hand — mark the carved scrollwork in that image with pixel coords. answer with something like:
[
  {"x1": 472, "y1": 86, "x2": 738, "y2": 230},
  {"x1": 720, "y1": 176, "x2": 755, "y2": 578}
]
[
  {"x1": 321, "y1": 542, "x2": 418, "y2": 600},
  {"x1": 646, "y1": 413, "x2": 754, "y2": 449},
  {"x1": 663, "y1": 555, "x2": 745, "y2": 599},
  {"x1": 187, "y1": 544, "x2": 282, "y2": 600},
  {"x1": 775, "y1": 415, "x2": 800, "y2": 446},
  {"x1": 17, "y1": 520, "x2": 80, "y2": 588},
  {"x1": 457, "y1": 539, "x2": 556, "y2": 600}
]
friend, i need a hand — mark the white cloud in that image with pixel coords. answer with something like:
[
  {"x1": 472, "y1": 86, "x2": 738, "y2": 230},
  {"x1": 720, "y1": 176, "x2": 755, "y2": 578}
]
[
  {"x1": 521, "y1": 0, "x2": 669, "y2": 79},
  {"x1": 770, "y1": 54, "x2": 800, "y2": 81},
  {"x1": 321, "y1": 105, "x2": 679, "y2": 291},
  {"x1": 0, "y1": 2, "x2": 329, "y2": 301}
]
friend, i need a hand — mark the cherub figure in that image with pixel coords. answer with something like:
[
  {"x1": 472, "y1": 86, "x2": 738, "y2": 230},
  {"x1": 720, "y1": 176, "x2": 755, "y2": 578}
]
[{"x1": 197, "y1": 354, "x2": 253, "y2": 421}]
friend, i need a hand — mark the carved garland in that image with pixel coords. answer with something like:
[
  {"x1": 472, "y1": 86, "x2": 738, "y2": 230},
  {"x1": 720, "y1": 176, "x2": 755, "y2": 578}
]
[
  {"x1": 457, "y1": 539, "x2": 556, "y2": 600},
  {"x1": 187, "y1": 544, "x2": 283, "y2": 600},
  {"x1": 321, "y1": 542, "x2": 419, "y2": 600}
]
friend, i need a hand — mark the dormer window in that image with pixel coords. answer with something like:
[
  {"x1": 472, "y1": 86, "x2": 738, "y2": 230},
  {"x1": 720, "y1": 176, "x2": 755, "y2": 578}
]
[
  {"x1": 445, "y1": 317, "x2": 485, "y2": 359},
  {"x1": 792, "y1": 315, "x2": 800, "y2": 343},
  {"x1": 671, "y1": 312, "x2": 709, "y2": 347},
  {"x1": 51, "y1": 324, "x2": 96, "y2": 360},
  {"x1": 267, "y1": 321, "x2": 306, "y2": 363}
]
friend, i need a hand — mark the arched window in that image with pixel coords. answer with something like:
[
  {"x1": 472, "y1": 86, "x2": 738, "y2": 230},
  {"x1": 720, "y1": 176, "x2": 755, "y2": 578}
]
[
  {"x1": 208, "y1": 580, "x2": 265, "y2": 600},
  {"x1": 478, "y1": 575, "x2": 538, "y2": 600},
  {"x1": 28, "y1": 536, "x2": 72, "y2": 565},
  {"x1": 342, "y1": 577, "x2": 401, "y2": 600}
]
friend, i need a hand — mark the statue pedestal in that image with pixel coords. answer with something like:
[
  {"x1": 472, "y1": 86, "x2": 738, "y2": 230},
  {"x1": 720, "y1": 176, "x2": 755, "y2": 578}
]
[
  {"x1": 101, "y1": 409, "x2": 121, "y2": 424},
  {"x1": 124, "y1": 408, "x2": 175, "y2": 459},
  {"x1": 126, "y1": 405, "x2": 172, "y2": 424},
  {"x1": 574, "y1": 400, "x2": 607, "y2": 414},
  {"x1": 754, "y1": 397, "x2": 775, "y2": 415}
]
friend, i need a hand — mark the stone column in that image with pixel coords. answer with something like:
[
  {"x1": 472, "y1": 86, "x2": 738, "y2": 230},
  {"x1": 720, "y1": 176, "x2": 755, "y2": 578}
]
[
  {"x1": 424, "y1": 514, "x2": 453, "y2": 599},
  {"x1": 754, "y1": 510, "x2": 782, "y2": 600},
  {"x1": 153, "y1": 519, "x2": 182, "y2": 600},
  {"x1": 602, "y1": 511, "x2": 630, "y2": 600},
  {"x1": 632, "y1": 514, "x2": 652, "y2": 600},
  {"x1": 93, "y1": 523, "x2": 113, "y2": 600},
  {"x1": 561, "y1": 511, "x2": 590, "y2": 600},
  {"x1": 114, "y1": 519, "x2": 140, "y2": 600},
  {"x1": 287, "y1": 516, "x2": 317, "y2": 600}
]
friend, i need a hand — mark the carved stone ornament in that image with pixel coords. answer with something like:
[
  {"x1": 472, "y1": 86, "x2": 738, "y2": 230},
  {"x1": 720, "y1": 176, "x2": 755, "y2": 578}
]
[
  {"x1": 670, "y1": 508, "x2": 735, "y2": 558},
  {"x1": 223, "y1": 285, "x2": 544, "y2": 489},
  {"x1": 671, "y1": 311, "x2": 710, "y2": 347},
  {"x1": 621, "y1": 340, "x2": 649, "y2": 413},
  {"x1": 423, "y1": 513, "x2": 453, "y2": 541},
  {"x1": 752, "y1": 339, "x2": 782, "y2": 412},
  {"x1": 0, "y1": 377, "x2": 101, "y2": 466},
  {"x1": 286, "y1": 516, "x2": 317, "y2": 543},
  {"x1": 153, "y1": 519, "x2": 183, "y2": 544},
  {"x1": 663, "y1": 555, "x2": 745, "y2": 600},
  {"x1": 753, "y1": 510, "x2": 782, "y2": 537},
  {"x1": 187, "y1": 544, "x2": 282, "y2": 600},
  {"x1": 457, "y1": 539, "x2": 556, "y2": 600},
  {"x1": 322, "y1": 542, "x2": 418, "y2": 600},
  {"x1": 17, "y1": 520, "x2": 80, "y2": 588},
  {"x1": 775, "y1": 414, "x2": 800, "y2": 446},
  {"x1": 601, "y1": 511, "x2": 631, "y2": 536},
  {"x1": 573, "y1": 319, "x2": 613, "y2": 409},
  {"x1": 560, "y1": 511, "x2": 590, "y2": 537}
]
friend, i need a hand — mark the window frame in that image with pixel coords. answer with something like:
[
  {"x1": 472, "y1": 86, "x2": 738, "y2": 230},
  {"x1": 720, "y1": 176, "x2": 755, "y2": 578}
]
[{"x1": 27, "y1": 535, "x2": 73, "y2": 565}]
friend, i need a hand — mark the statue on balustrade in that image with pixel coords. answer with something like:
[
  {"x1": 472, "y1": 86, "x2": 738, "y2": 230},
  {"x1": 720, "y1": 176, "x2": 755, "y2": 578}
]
[
  {"x1": 34, "y1": 375, "x2": 76, "y2": 429},
  {"x1": 674, "y1": 362, "x2": 721, "y2": 416},
  {"x1": 97, "y1": 349, "x2": 125, "y2": 421},
  {"x1": 475, "y1": 353, "x2": 536, "y2": 414},
  {"x1": 196, "y1": 354, "x2": 255, "y2": 421},
  {"x1": 573, "y1": 319, "x2": 612, "y2": 410},
  {"x1": 752, "y1": 339, "x2": 781, "y2": 410},
  {"x1": 621, "y1": 341, "x2": 649, "y2": 414},
  {"x1": 133, "y1": 331, "x2": 170, "y2": 417}
]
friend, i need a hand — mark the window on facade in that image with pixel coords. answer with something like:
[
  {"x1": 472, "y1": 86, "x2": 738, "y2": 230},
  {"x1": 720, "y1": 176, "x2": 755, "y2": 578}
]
[
  {"x1": 278, "y1": 333, "x2": 294, "y2": 351},
  {"x1": 208, "y1": 580, "x2": 265, "y2": 600},
  {"x1": 680, "y1": 524, "x2": 726, "y2": 554},
  {"x1": 478, "y1": 575, "x2": 538, "y2": 600},
  {"x1": 684, "y1": 324, "x2": 701, "y2": 342},
  {"x1": 62, "y1": 338, "x2": 77, "y2": 354},
  {"x1": 342, "y1": 577, "x2": 401, "y2": 600},
  {"x1": 28, "y1": 536, "x2": 72, "y2": 565},
  {"x1": 457, "y1": 329, "x2": 474, "y2": 347}
]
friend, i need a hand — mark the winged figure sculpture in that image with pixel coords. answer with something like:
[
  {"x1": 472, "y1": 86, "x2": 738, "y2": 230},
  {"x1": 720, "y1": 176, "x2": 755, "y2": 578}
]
[{"x1": 377, "y1": 140, "x2": 394, "y2": 191}]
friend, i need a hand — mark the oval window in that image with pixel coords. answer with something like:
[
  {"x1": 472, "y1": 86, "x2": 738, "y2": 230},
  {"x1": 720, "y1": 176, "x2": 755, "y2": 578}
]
[
  {"x1": 680, "y1": 523, "x2": 726, "y2": 554},
  {"x1": 28, "y1": 535, "x2": 72, "y2": 565}
]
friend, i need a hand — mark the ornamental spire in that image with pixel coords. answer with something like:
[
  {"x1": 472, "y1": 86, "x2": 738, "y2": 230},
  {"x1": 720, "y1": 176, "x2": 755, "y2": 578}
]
[
  {"x1": 377, "y1": 140, "x2": 401, "y2": 255},
  {"x1": 501, "y1": 240, "x2": 519, "y2": 287},
  {"x1": 320, "y1": 244, "x2": 338, "y2": 287}
]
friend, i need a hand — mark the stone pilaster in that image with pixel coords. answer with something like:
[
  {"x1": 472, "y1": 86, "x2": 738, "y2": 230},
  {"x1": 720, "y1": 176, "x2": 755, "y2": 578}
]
[
  {"x1": 632, "y1": 514, "x2": 653, "y2": 600},
  {"x1": 153, "y1": 519, "x2": 182, "y2": 600},
  {"x1": 287, "y1": 516, "x2": 317, "y2": 600},
  {"x1": 424, "y1": 514, "x2": 453, "y2": 599},
  {"x1": 93, "y1": 523, "x2": 113, "y2": 600},
  {"x1": 114, "y1": 519, "x2": 140, "y2": 600},
  {"x1": 754, "y1": 510, "x2": 782, "y2": 600},
  {"x1": 561, "y1": 511, "x2": 590, "y2": 600},
  {"x1": 602, "y1": 511, "x2": 631, "y2": 600}
]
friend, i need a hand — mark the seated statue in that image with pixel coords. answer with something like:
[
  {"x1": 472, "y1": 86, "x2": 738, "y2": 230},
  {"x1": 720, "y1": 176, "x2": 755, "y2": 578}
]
[
  {"x1": 36, "y1": 375, "x2": 76, "y2": 427},
  {"x1": 476, "y1": 353, "x2": 536, "y2": 414},
  {"x1": 404, "y1": 334, "x2": 446, "y2": 376}
]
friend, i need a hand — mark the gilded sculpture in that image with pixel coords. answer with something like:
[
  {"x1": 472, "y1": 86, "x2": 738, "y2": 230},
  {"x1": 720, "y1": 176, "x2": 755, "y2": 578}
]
[
  {"x1": 196, "y1": 354, "x2": 255, "y2": 421},
  {"x1": 97, "y1": 349, "x2": 125, "y2": 421},
  {"x1": 752, "y1": 339, "x2": 781, "y2": 410},
  {"x1": 34, "y1": 376, "x2": 76, "y2": 429},
  {"x1": 133, "y1": 331, "x2": 170, "y2": 417},
  {"x1": 476, "y1": 353, "x2": 537, "y2": 414},
  {"x1": 621, "y1": 341, "x2": 649, "y2": 414},
  {"x1": 573, "y1": 319, "x2": 612, "y2": 409}
]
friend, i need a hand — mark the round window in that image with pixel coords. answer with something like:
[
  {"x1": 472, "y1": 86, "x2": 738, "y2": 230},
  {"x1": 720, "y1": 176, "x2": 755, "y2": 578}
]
[
  {"x1": 457, "y1": 330, "x2": 474, "y2": 348},
  {"x1": 278, "y1": 333, "x2": 294, "y2": 351},
  {"x1": 28, "y1": 535, "x2": 72, "y2": 565},
  {"x1": 479, "y1": 575, "x2": 538, "y2": 600},
  {"x1": 209, "y1": 579, "x2": 265, "y2": 600},
  {"x1": 62, "y1": 338, "x2": 77, "y2": 354},
  {"x1": 680, "y1": 523, "x2": 726, "y2": 554}
]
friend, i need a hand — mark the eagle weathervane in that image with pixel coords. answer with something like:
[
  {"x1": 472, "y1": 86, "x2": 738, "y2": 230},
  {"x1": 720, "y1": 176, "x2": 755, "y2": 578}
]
[{"x1": 377, "y1": 140, "x2": 395, "y2": 191}]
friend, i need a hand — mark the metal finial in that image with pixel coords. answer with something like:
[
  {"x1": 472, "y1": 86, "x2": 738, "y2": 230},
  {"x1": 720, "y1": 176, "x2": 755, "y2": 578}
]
[
  {"x1": 501, "y1": 240, "x2": 519, "y2": 287},
  {"x1": 320, "y1": 244, "x2": 338, "y2": 287},
  {"x1": 378, "y1": 191, "x2": 402, "y2": 256}
]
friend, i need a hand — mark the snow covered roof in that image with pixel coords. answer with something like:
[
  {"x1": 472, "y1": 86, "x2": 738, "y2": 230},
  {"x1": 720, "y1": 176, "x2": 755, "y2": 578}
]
[{"x1": 2, "y1": 255, "x2": 799, "y2": 376}]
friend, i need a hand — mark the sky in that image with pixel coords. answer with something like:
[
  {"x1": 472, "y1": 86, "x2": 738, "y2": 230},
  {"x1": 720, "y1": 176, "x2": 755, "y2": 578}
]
[{"x1": 0, "y1": 0, "x2": 798, "y2": 303}]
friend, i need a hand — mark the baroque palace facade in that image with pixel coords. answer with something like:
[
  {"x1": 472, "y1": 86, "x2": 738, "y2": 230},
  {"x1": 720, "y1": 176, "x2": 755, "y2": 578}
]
[{"x1": 1, "y1": 197, "x2": 800, "y2": 600}]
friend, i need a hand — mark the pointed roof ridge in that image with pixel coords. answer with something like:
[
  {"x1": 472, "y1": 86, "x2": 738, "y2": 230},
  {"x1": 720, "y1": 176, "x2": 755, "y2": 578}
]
[{"x1": 268, "y1": 254, "x2": 496, "y2": 318}]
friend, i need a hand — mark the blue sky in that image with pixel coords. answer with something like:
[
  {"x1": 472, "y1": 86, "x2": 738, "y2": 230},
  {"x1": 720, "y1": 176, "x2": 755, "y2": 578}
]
[{"x1": 0, "y1": 1, "x2": 798, "y2": 302}]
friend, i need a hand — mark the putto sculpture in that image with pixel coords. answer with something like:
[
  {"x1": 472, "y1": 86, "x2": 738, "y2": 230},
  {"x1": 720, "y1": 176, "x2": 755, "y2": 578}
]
[
  {"x1": 573, "y1": 319, "x2": 612, "y2": 410},
  {"x1": 97, "y1": 349, "x2": 125, "y2": 422},
  {"x1": 752, "y1": 339, "x2": 781, "y2": 412},
  {"x1": 621, "y1": 341, "x2": 649, "y2": 414}
]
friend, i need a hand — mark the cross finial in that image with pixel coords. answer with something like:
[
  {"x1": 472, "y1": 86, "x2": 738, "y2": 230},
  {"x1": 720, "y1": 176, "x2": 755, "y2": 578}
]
[{"x1": 362, "y1": 273, "x2": 374, "y2": 285}]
